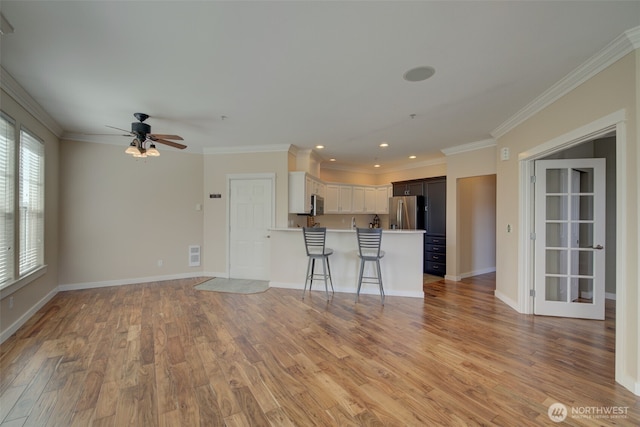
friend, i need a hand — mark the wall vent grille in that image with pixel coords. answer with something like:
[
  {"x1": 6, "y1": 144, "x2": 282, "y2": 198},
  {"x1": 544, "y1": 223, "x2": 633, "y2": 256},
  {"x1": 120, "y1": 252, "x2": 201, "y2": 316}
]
[{"x1": 189, "y1": 245, "x2": 201, "y2": 267}]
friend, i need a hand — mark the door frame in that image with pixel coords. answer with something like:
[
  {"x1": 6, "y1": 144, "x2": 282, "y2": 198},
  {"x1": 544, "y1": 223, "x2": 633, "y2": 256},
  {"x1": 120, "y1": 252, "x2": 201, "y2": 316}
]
[
  {"x1": 518, "y1": 109, "x2": 628, "y2": 387},
  {"x1": 226, "y1": 173, "x2": 276, "y2": 279}
]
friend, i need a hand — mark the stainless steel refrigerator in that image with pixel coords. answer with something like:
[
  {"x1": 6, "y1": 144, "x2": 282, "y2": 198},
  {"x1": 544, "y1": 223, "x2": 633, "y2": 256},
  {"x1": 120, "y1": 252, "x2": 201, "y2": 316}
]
[{"x1": 388, "y1": 196, "x2": 424, "y2": 230}]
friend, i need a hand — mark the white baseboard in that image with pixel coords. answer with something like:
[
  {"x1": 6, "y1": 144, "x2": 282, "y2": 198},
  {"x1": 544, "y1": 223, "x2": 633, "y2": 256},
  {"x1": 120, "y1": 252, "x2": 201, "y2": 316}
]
[
  {"x1": 494, "y1": 289, "x2": 521, "y2": 313},
  {"x1": 605, "y1": 292, "x2": 616, "y2": 300},
  {"x1": 460, "y1": 267, "x2": 496, "y2": 279},
  {"x1": 444, "y1": 274, "x2": 461, "y2": 281},
  {"x1": 0, "y1": 287, "x2": 58, "y2": 344},
  {"x1": 58, "y1": 272, "x2": 207, "y2": 291},
  {"x1": 202, "y1": 271, "x2": 229, "y2": 279}
]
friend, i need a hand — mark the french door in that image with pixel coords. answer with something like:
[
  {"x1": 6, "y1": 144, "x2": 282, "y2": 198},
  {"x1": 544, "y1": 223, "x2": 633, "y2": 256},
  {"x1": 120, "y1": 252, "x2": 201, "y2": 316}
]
[{"x1": 534, "y1": 159, "x2": 605, "y2": 320}]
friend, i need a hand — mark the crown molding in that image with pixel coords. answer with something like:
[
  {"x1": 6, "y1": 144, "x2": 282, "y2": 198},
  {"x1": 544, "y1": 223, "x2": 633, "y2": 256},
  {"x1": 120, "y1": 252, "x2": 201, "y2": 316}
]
[
  {"x1": 1, "y1": 66, "x2": 63, "y2": 137},
  {"x1": 203, "y1": 144, "x2": 291, "y2": 155},
  {"x1": 492, "y1": 25, "x2": 640, "y2": 139},
  {"x1": 441, "y1": 138, "x2": 496, "y2": 156},
  {"x1": 288, "y1": 144, "x2": 300, "y2": 156}
]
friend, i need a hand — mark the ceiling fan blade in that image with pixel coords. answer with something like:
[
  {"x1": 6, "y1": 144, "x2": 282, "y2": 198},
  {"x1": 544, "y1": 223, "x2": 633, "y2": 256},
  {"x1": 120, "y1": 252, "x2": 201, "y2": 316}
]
[
  {"x1": 149, "y1": 133, "x2": 184, "y2": 141},
  {"x1": 79, "y1": 132, "x2": 131, "y2": 137},
  {"x1": 153, "y1": 138, "x2": 187, "y2": 150},
  {"x1": 106, "y1": 125, "x2": 134, "y2": 135}
]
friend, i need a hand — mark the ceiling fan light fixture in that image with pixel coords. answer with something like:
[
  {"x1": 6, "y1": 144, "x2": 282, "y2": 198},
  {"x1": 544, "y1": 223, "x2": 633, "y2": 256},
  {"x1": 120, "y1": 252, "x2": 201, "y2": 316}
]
[
  {"x1": 147, "y1": 143, "x2": 160, "y2": 157},
  {"x1": 125, "y1": 140, "x2": 139, "y2": 155}
]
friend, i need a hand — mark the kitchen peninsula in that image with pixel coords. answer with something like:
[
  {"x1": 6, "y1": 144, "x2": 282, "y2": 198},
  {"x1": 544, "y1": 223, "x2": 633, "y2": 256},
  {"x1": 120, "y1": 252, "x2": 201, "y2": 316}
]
[{"x1": 269, "y1": 228, "x2": 425, "y2": 298}]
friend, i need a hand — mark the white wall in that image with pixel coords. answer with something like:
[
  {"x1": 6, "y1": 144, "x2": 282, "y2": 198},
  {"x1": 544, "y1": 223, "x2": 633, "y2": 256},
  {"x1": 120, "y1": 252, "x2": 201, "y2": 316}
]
[
  {"x1": 443, "y1": 145, "x2": 497, "y2": 280},
  {"x1": 202, "y1": 151, "x2": 289, "y2": 276},
  {"x1": 496, "y1": 51, "x2": 638, "y2": 392},
  {"x1": 458, "y1": 175, "x2": 496, "y2": 278},
  {"x1": 58, "y1": 140, "x2": 204, "y2": 286}
]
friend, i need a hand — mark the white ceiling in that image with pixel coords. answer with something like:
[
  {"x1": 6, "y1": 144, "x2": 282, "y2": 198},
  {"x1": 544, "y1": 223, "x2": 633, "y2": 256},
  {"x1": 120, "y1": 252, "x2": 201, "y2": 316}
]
[{"x1": 1, "y1": 1, "x2": 639, "y2": 171}]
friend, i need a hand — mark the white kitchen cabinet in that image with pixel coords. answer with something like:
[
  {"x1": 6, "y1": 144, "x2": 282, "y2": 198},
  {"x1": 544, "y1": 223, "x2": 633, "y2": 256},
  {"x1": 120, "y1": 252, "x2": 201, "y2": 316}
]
[
  {"x1": 325, "y1": 185, "x2": 340, "y2": 213},
  {"x1": 339, "y1": 186, "x2": 353, "y2": 213},
  {"x1": 306, "y1": 175, "x2": 325, "y2": 199},
  {"x1": 375, "y1": 185, "x2": 392, "y2": 214},
  {"x1": 291, "y1": 174, "x2": 389, "y2": 215},
  {"x1": 289, "y1": 171, "x2": 324, "y2": 214},
  {"x1": 364, "y1": 187, "x2": 377, "y2": 213},
  {"x1": 326, "y1": 184, "x2": 353, "y2": 213},
  {"x1": 351, "y1": 186, "x2": 366, "y2": 213}
]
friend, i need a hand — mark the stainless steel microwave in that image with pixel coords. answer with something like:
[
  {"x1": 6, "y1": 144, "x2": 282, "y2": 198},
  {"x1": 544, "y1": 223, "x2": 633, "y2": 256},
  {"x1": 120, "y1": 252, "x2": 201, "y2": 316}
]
[{"x1": 311, "y1": 194, "x2": 324, "y2": 216}]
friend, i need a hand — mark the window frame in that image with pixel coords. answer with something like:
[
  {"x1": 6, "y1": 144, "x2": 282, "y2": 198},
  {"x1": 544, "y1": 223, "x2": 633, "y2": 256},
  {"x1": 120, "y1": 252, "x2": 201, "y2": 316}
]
[{"x1": 0, "y1": 111, "x2": 47, "y2": 295}]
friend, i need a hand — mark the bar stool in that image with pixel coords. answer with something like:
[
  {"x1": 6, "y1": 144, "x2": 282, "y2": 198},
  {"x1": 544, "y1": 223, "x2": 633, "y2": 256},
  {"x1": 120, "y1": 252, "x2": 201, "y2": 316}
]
[
  {"x1": 302, "y1": 227, "x2": 334, "y2": 300},
  {"x1": 355, "y1": 228, "x2": 385, "y2": 304}
]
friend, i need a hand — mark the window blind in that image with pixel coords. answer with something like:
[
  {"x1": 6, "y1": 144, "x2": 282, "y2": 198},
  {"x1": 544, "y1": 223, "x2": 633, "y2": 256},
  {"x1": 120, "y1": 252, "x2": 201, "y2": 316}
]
[
  {"x1": 0, "y1": 113, "x2": 15, "y2": 285},
  {"x1": 18, "y1": 128, "x2": 44, "y2": 276}
]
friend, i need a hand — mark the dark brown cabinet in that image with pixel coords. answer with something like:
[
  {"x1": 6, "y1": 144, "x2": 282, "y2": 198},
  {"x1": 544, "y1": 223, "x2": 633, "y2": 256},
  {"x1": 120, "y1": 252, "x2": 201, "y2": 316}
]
[
  {"x1": 393, "y1": 176, "x2": 446, "y2": 276},
  {"x1": 424, "y1": 177, "x2": 446, "y2": 276},
  {"x1": 392, "y1": 180, "x2": 424, "y2": 197}
]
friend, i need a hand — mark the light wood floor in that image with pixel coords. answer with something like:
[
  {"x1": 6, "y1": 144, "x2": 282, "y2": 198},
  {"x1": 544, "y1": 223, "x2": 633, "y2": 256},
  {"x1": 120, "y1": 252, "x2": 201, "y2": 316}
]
[{"x1": 1, "y1": 274, "x2": 638, "y2": 426}]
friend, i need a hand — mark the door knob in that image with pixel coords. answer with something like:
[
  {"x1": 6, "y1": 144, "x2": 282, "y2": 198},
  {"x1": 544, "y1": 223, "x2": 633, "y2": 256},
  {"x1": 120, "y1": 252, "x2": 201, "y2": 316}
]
[{"x1": 592, "y1": 244, "x2": 603, "y2": 250}]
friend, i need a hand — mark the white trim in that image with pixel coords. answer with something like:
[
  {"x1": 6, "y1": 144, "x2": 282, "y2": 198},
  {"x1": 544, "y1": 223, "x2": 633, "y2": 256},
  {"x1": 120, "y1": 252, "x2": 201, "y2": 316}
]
[
  {"x1": 517, "y1": 111, "x2": 630, "y2": 393},
  {"x1": 202, "y1": 271, "x2": 228, "y2": 279},
  {"x1": 0, "y1": 67, "x2": 63, "y2": 137},
  {"x1": 494, "y1": 289, "x2": 520, "y2": 313},
  {"x1": 518, "y1": 110, "x2": 624, "y2": 161},
  {"x1": 441, "y1": 139, "x2": 496, "y2": 156},
  {"x1": 492, "y1": 26, "x2": 638, "y2": 139},
  {"x1": 459, "y1": 267, "x2": 496, "y2": 279},
  {"x1": 444, "y1": 274, "x2": 461, "y2": 282},
  {"x1": 58, "y1": 272, "x2": 204, "y2": 291},
  {"x1": 203, "y1": 144, "x2": 290, "y2": 155},
  {"x1": 0, "y1": 287, "x2": 58, "y2": 344},
  {"x1": 0, "y1": 265, "x2": 48, "y2": 299}
]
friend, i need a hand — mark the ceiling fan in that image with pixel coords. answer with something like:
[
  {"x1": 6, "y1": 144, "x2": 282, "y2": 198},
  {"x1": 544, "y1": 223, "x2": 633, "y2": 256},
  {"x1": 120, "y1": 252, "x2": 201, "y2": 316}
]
[{"x1": 106, "y1": 113, "x2": 186, "y2": 158}]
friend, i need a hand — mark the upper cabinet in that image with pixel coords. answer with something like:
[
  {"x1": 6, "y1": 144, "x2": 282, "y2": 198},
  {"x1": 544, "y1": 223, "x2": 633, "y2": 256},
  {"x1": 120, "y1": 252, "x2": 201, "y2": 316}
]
[
  {"x1": 325, "y1": 184, "x2": 353, "y2": 214},
  {"x1": 393, "y1": 179, "x2": 425, "y2": 197},
  {"x1": 375, "y1": 186, "x2": 392, "y2": 214},
  {"x1": 290, "y1": 172, "x2": 392, "y2": 215},
  {"x1": 364, "y1": 187, "x2": 377, "y2": 213},
  {"x1": 351, "y1": 186, "x2": 366, "y2": 213},
  {"x1": 289, "y1": 172, "x2": 325, "y2": 214}
]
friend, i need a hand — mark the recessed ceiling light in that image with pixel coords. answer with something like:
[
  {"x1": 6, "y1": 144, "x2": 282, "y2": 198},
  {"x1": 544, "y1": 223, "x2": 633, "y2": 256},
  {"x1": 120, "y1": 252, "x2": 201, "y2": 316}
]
[
  {"x1": 403, "y1": 66, "x2": 435, "y2": 82},
  {"x1": 315, "y1": 145, "x2": 325, "y2": 149},
  {"x1": 379, "y1": 143, "x2": 389, "y2": 148},
  {"x1": 374, "y1": 164, "x2": 381, "y2": 168},
  {"x1": 409, "y1": 155, "x2": 417, "y2": 159},
  {"x1": 329, "y1": 158, "x2": 336, "y2": 162}
]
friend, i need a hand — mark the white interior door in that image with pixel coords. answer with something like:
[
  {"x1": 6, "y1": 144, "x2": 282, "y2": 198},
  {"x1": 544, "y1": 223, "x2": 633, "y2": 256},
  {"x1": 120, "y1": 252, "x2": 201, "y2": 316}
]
[
  {"x1": 229, "y1": 177, "x2": 273, "y2": 280},
  {"x1": 534, "y1": 159, "x2": 605, "y2": 319}
]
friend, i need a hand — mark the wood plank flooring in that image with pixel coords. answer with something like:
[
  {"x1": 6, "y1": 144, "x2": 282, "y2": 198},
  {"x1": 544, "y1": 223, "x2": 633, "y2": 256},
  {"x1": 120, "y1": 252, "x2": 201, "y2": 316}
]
[{"x1": 1, "y1": 274, "x2": 638, "y2": 426}]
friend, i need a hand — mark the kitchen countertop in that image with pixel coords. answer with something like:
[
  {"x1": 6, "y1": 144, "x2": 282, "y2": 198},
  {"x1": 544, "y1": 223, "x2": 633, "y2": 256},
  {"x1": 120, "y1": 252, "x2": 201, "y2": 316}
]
[
  {"x1": 271, "y1": 227, "x2": 425, "y2": 234},
  {"x1": 269, "y1": 227, "x2": 425, "y2": 297}
]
